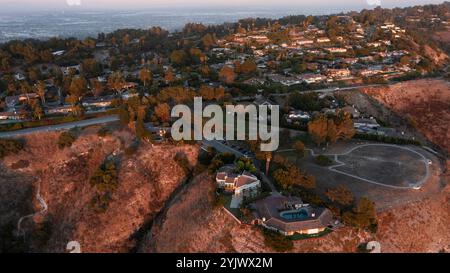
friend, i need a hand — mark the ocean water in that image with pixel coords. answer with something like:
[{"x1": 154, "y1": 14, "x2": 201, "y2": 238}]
[{"x1": 0, "y1": 6, "x2": 369, "y2": 43}]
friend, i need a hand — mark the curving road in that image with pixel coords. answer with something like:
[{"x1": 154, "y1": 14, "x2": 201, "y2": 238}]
[{"x1": 0, "y1": 115, "x2": 119, "y2": 138}]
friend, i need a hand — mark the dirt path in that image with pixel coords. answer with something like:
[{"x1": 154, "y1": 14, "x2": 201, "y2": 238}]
[{"x1": 16, "y1": 180, "x2": 47, "y2": 235}]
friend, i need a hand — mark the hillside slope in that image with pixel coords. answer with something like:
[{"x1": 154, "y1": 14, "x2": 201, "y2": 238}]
[
  {"x1": 361, "y1": 79, "x2": 450, "y2": 153},
  {"x1": 0, "y1": 127, "x2": 199, "y2": 252}
]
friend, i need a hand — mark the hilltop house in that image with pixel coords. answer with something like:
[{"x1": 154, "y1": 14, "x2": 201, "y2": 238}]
[
  {"x1": 216, "y1": 167, "x2": 261, "y2": 198},
  {"x1": 252, "y1": 195, "x2": 333, "y2": 236}
]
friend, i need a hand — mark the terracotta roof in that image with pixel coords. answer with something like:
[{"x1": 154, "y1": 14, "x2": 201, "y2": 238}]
[
  {"x1": 216, "y1": 172, "x2": 227, "y2": 181},
  {"x1": 235, "y1": 174, "x2": 259, "y2": 187},
  {"x1": 254, "y1": 195, "x2": 333, "y2": 233}
]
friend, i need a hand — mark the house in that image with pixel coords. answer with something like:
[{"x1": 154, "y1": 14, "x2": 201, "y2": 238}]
[
  {"x1": 248, "y1": 35, "x2": 270, "y2": 44},
  {"x1": 316, "y1": 37, "x2": 331, "y2": 43},
  {"x1": 252, "y1": 195, "x2": 333, "y2": 236},
  {"x1": 63, "y1": 65, "x2": 81, "y2": 76},
  {"x1": 52, "y1": 50, "x2": 65, "y2": 56},
  {"x1": 354, "y1": 118, "x2": 380, "y2": 133},
  {"x1": 359, "y1": 66, "x2": 384, "y2": 77},
  {"x1": 216, "y1": 167, "x2": 261, "y2": 197},
  {"x1": 243, "y1": 77, "x2": 266, "y2": 86},
  {"x1": 286, "y1": 110, "x2": 311, "y2": 125},
  {"x1": 253, "y1": 95, "x2": 277, "y2": 109},
  {"x1": 295, "y1": 38, "x2": 314, "y2": 46},
  {"x1": 0, "y1": 112, "x2": 26, "y2": 120},
  {"x1": 299, "y1": 73, "x2": 326, "y2": 84},
  {"x1": 325, "y1": 68, "x2": 351, "y2": 78},
  {"x1": 326, "y1": 47, "x2": 347, "y2": 54},
  {"x1": 82, "y1": 96, "x2": 115, "y2": 108},
  {"x1": 45, "y1": 105, "x2": 73, "y2": 115},
  {"x1": 14, "y1": 73, "x2": 26, "y2": 81}
]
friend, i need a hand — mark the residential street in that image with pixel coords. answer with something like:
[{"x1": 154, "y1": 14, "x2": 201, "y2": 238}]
[{"x1": 0, "y1": 115, "x2": 119, "y2": 138}]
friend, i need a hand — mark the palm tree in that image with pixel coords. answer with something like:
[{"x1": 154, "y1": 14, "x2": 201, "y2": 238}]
[
  {"x1": 36, "y1": 81, "x2": 46, "y2": 105},
  {"x1": 265, "y1": 152, "x2": 273, "y2": 176}
]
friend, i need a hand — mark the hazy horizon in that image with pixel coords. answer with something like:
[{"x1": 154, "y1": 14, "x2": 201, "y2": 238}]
[
  {"x1": 0, "y1": 0, "x2": 447, "y2": 43},
  {"x1": 0, "y1": 0, "x2": 447, "y2": 13}
]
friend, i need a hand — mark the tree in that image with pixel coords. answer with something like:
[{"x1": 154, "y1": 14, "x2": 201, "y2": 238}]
[
  {"x1": 170, "y1": 50, "x2": 188, "y2": 66},
  {"x1": 202, "y1": 33, "x2": 216, "y2": 49},
  {"x1": 154, "y1": 103, "x2": 171, "y2": 123},
  {"x1": 31, "y1": 100, "x2": 44, "y2": 120},
  {"x1": 199, "y1": 85, "x2": 224, "y2": 101},
  {"x1": 0, "y1": 138, "x2": 24, "y2": 158},
  {"x1": 236, "y1": 157, "x2": 257, "y2": 174},
  {"x1": 325, "y1": 186, "x2": 354, "y2": 206},
  {"x1": 239, "y1": 58, "x2": 257, "y2": 75},
  {"x1": 90, "y1": 78, "x2": 105, "y2": 97},
  {"x1": 308, "y1": 114, "x2": 331, "y2": 146},
  {"x1": 108, "y1": 72, "x2": 126, "y2": 93},
  {"x1": 89, "y1": 159, "x2": 119, "y2": 213},
  {"x1": 139, "y1": 68, "x2": 153, "y2": 87},
  {"x1": 273, "y1": 163, "x2": 316, "y2": 190},
  {"x1": 82, "y1": 58, "x2": 102, "y2": 77},
  {"x1": 399, "y1": 56, "x2": 410, "y2": 66},
  {"x1": 219, "y1": 66, "x2": 236, "y2": 84},
  {"x1": 308, "y1": 111, "x2": 354, "y2": 146},
  {"x1": 334, "y1": 111, "x2": 355, "y2": 141},
  {"x1": 35, "y1": 81, "x2": 46, "y2": 104},
  {"x1": 342, "y1": 197, "x2": 377, "y2": 231},
  {"x1": 164, "y1": 67, "x2": 175, "y2": 84},
  {"x1": 58, "y1": 131, "x2": 77, "y2": 149},
  {"x1": 20, "y1": 82, "x2": 32, "y2": 102},
  {"x1": 292, "y1": 141, "x2": 305, "y2": 157},
  {"x1": 69, "y1": 76, "x2": 88, "y2": 101}
]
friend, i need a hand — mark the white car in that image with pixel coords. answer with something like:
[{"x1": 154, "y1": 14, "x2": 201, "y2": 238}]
[{"x1": 427, "y1": 159, "x2": 432, "y2": 165}]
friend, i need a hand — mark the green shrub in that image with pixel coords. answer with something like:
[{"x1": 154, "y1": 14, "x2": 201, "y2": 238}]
[
  {"x1": 354, "y1": 133, "x2": 421, "y2": 146},
  {"x1": 174, "y1": 152, "x2": 192, "y2": 175},
  {"x1": 57, "y1": 131, "x2": 77, "y2": 149},
  {"x1": 315, "y1": 155, "x2": 332, "y2": 166},
  {"x1": 11, "y1": 159, "x2": 30, "y2": 169},
  {"x1": 89, "y1": 159, "x2": 119, "y2": 213},
  {"x1": 261, "y1": 228, "x2": 293, "y2": 252},
  {"x1": 212, "y1": 194, "x2": 227, "y2": 208},
  {"x1": 0, "y1": 138, "x2": 24, "y2": 158},
  {"x1": 97, "y1": 126, "x2": 112, "y2": 137},
  {"x1": 124, "y1": 141, "x2": 140, "y2": 156}
]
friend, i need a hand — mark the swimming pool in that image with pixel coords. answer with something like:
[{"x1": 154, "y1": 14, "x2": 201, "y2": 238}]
[{"x1": 280, "y1": 209, "x2": 309, "y2": 221}]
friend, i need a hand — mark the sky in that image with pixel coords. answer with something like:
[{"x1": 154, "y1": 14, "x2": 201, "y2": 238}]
[{"x1": 0, "y1": 0, "x2": 447, "y2": 11}]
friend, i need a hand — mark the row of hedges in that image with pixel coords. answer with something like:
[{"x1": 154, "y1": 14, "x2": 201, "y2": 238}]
[{"x1": 354, "y1": 133, "x2": 421, "y2": 146}]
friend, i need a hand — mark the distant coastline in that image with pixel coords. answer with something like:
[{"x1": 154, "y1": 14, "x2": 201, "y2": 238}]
[{"x1": 0, "y1": 5, "x2": 370, "y2": 43}]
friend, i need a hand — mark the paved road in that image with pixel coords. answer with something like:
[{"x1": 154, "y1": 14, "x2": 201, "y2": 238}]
[
  {"x1": 0, "y1": 115, "x2": 119, "y2": 138},
  {"x1": 270, "y1": 84, "x2": 383, "y2": 97}
]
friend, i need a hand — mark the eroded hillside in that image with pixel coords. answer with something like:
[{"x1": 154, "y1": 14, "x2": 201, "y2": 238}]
[
  {"x1": 0, "y1": 127, "x2": 198, "y2": 253},
  {"x1": 361, "y1": 79, "x2": 450, "y2": 153}
]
